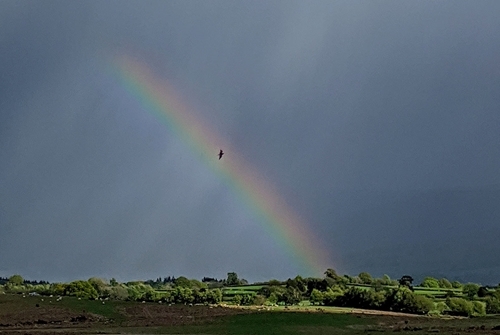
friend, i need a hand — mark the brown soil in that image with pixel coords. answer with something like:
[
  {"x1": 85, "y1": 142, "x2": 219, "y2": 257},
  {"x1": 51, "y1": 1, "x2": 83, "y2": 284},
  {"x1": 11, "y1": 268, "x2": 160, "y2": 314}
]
[
  {"x1": 118, "y1": 304, "x2": 254, "y2": 327},
  {"x1": 0, "y1": 305, "x2": 104, "y2": 328},
  {"x1": 0, "y1": 299, "x2": 253, "y2": 335},
  {"x1": 2, "y1": 296, "x2": 500, "y2": 335}
]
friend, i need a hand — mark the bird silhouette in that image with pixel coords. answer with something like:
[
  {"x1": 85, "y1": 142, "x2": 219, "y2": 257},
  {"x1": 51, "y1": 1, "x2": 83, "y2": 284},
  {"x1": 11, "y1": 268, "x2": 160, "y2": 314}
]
[{"x1": 218, "y1": 149, "x2": 224, "y2": 160}]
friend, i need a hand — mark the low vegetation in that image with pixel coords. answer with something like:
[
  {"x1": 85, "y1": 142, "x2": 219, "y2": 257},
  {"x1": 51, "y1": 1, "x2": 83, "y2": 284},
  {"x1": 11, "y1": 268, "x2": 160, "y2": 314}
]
[{"x1": 1, "y1": 269, "x2": 499, "y2": 318}]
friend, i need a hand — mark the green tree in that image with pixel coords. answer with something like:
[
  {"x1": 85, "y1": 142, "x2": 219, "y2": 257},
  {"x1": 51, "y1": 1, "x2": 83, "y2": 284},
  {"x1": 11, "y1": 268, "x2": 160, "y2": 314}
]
[
  {"x1": 384, "y1": 287, "x2": 432, "y2": 314},
  {"x1": 310, "y1": 289, "x2": 324, "y2": 305},
  {"x1": 226, "y1": 272, "x2": 239, "y2": 286},
  {"x1": 144, "y1": 289, "x2": 160, "y2": 302},
  {"x1": 173, "y1": 286, "x2": 194, "y2": 303},
  {"x1": 127, "y1": 286, "x2": 144, "y2": 301},
  {"x1": 240, "y1": 294, "x2": 253, "y2": 305},
  {"x1": 282, "y1": 286, "x2": 301, "y2": 305},
  {"x1": 8, "y1": 275, "x2": 24, "y2": 285},
  {"x1": 358, "y1": 272, "x2": 373, "y2": 285},
  {"x1": 252, "y1": 294, "x2": 266, "y2": 305},
  {"x1": 472, "y1": 301, "x2": 486, "y2": 316},
  {"x1": 190, "y1": 279, "x2": 208, "y2": 290},
  {"x1": 446, "y1": 297, "x2": 474, "y2": 316},
  {"x1": 207, "y1": 289, "x2": 223, "y2": 304},
  {"x1": 420, "y1": 277, "x2": 439, "y2": 288},
  {"x1": 88, "y1": 277, "x2": 108, "y2": 297},
  {"x1": 477, "y1": 286, "x2": 490, "y2": 298},
  {"x1": 50, "y1": 283, "x2": 66, "y2": 296},
  {"x1": 268, "y1": 279, "x2": 282, "y2": 286},
  {"x1": 398, "y1": 275, "x2": 414, "y2": 288},
  {"x1": 232, "y1": 294, "x2": 242, "y2": 305},
  {"x1": 381, "y1": 274, "x2": 392, "y2": 286},
  {"x1": 286, "y1": 276, "x2": 306, "y2": 294},
  {"x1": 193, "y1": 289, "x2": 206, "y2": 304},
  {"x1": 462, "y1": 283, "x2": 480, "y2": 300},
  {"x1": 324, "y1": 268, "x2": 339, "y2": 280},
  {"x1": 485, "y1": 296, "x2": 500, "y2": 314},
  {"x1": 322, "y1": 286, "x2": 344, "y2": 306},
  {"x1": 109, "y1": 285, "x2": 129, "y2": 300},
  {"x1": 174, "y1": 276, "x2": 192, "y2": 288},
  {"x1": 306, "y1": 278, "x2": 328, "y2": 294},
  {"x1": 267, "y1": 292, "x2": 278, "y2": 305},
  {"x1": 334, "y1": 287, "x2": 387, "y2": 310},
  {"x1": 451, "y1": 281, "x2": 462, "y2": 289},
  {"x1": 65, "y1": 280, "x2": 98, "y2": 299},
  {"x1": 438, "y1": 278, "x2": 452, "y2": 288},
  {"x1": 435, "y1": 301, "x2": 449, "y2": 314}
]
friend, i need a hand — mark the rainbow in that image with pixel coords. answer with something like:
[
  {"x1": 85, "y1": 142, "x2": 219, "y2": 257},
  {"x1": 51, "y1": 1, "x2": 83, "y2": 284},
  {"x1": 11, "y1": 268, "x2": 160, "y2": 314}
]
[{"x1": 111, "y1": 54, "x2": 333, "y2": 276}]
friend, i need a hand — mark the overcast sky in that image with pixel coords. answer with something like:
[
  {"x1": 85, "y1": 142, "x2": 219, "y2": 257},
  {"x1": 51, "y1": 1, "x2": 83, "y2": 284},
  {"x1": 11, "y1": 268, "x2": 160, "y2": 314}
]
[{"x1": 1, "y1": 1, "x2": 500, "y2": 284}]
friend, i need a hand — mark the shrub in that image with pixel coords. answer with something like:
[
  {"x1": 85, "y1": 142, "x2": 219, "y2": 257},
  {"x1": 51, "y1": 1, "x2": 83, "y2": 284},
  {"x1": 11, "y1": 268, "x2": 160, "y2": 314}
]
[
  {"x1": 381, "y1": 274, "x2": 392, "y2": 285},
  {"x1": 435, "y1": 301, "x2": 449, "y2": 314},
  {"x1": 282, "y1": 287, "x2": 301, "y2": 305},
  {"x1": 413, "y1": 296, "x2": 435, "y2": 314},
  {"x1": 478, "y1": 286, "x2": 490, "y2": 298},
  {"x1": 332, "y1": 287, "x2": 387, "y2": 310},
  {"x1": 8, "y1": 275, "x2": 24, "y2": 286},
  {"x1": 88, "y1": 277, "x2": 108, "y2": 297},
  {"x1": 108, "y1": 286, "x2": 129, "y2": 300},
  {"x1": 4, "y1": 284, "x2": 27, "y2": 294},
  {"x1": 65, "y1": 280, "x2": 98, "y2": 299},
  {"x1": 420, "y1": 277, "x2": 440, "y2": 288},
  {"x1": 50, "y1": 283, "x2": 67, "y2": 296},
  {"x1": 267, "y1": 293, "x2": 278, "y2": 305},
  {"x1": 472, "y1": 301, "x2": 486, "y2": 316},
  {"x1": 358, "y1": 272, "x2": 373, "y2": 285},
  {"x1": 462, "y1": 283, "x2": 480, "y2": 300},
  {"x1": 428, "y1": 310, "x2": 441, "y2": 316},
  {"x1": 485, "y1": 297, "x2": 500, "y2": 314},
  {"x1": 252, "y1": 294, "x2": 266, "y2": 305},
  {"x1": 322, "y1": 286, "x2": 344, "y2": 306},
  {"x1": 241, "y1": 294, "x2": 254, "y2": 305},
  {"x1": 268, "y1": 279, "x2": 282, "y2": 286},
  {"x1": 309, "y1": 289, "x2": 324, "y2": 305},
  {"x1": 172, "y1": 286, "x2": 194, "y2": 304},
  {"x1": 438, "y1": 278, "x2": 452, "y2": 289},
  {"x1": 385, "y1": 287, "x2": 433, "y2": 314},
  {"x1": 232, "y1": 294, "x2": 242, "y2": 305},
  {"x1": 207, "y1": 289, "x2": 223, "y2": 304},
  {"x1": 446, "y1": 297, "x2": 474, "y2": 317}
]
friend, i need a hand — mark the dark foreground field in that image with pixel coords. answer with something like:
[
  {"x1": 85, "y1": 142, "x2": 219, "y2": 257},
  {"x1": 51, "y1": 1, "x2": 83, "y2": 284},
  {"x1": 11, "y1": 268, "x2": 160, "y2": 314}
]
[{"x1": 2, "y1": 294, "x2": 500, "y2": 335}]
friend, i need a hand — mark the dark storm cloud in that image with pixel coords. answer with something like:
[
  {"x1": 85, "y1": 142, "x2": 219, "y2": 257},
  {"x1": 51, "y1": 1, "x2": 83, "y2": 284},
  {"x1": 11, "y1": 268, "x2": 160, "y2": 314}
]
[{"x1": 1, "y1": 0, "x2": 500, "y2": 283}]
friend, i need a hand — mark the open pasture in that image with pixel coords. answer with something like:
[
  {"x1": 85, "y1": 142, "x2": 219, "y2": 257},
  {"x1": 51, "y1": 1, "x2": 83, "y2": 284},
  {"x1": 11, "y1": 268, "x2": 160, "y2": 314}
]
[
  {"x1": 3, "y1": 293, "x2": 500, "y2": 334},
  {"x1": 222, "y1": 285, "x2": 263, "y2": 298},
  {"x1": 413, "y1": 286, "x2": 463, "y2": 298}
]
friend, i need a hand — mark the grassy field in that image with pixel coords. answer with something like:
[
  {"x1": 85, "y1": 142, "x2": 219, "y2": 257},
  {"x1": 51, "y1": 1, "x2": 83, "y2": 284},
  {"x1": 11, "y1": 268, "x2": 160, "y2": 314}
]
[
  {"x1": 3, "y1": 293, "x2": 500, "y2": 335},
  {"x1": 222, "y1": 285, "x2": 263, "y2": 300},
  {"x1": 158, "y1": 312, "x2": 372, "y2": 335}
]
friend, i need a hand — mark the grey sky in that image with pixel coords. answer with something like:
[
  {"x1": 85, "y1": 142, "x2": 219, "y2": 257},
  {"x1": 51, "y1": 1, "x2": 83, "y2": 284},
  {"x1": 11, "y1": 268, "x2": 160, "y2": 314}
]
[{"x1": 1, "y1": 1, "x2": 499, "y2": 284}]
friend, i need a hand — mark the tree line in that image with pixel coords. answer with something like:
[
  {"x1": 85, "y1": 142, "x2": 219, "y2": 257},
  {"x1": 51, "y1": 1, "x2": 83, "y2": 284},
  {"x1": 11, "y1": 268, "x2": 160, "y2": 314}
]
[{"x1": 2, "y1": 270, "x2": 500, "y2": 317}]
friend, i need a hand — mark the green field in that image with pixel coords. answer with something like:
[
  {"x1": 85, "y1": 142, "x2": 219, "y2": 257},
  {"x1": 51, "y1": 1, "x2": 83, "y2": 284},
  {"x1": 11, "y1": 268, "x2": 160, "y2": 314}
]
[
  {"x1": 3, "y1": 293, "x2": 500, "y2": 335},
  {"x1": 412, "y1": 286, "x2": 463, "y2": 298},
  {"x1": 222, "y1": 285, "x2": 264, "y2": 298},
  {"x1": 147, "y1": 312, "x2": 372, "y2": 335}
]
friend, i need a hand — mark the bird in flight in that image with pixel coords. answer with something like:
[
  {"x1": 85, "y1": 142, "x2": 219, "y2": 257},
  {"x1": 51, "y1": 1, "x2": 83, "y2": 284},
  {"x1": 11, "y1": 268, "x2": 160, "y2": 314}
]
[{"x1": 218, "y1": 149, "x2": 224, "y2": 160}]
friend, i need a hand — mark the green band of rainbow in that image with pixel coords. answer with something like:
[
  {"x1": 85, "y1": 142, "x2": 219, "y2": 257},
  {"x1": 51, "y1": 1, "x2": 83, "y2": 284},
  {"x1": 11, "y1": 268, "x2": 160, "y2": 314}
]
[{"x1": 111, "y1": 54, "x2": 333, "y2": 276}]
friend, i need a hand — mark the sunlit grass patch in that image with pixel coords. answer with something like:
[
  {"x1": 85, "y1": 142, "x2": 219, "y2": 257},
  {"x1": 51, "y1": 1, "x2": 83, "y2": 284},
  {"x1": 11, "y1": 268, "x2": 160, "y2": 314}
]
[{"x1": 159, "y1": 311, "x2": 372, "y2": 335}]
